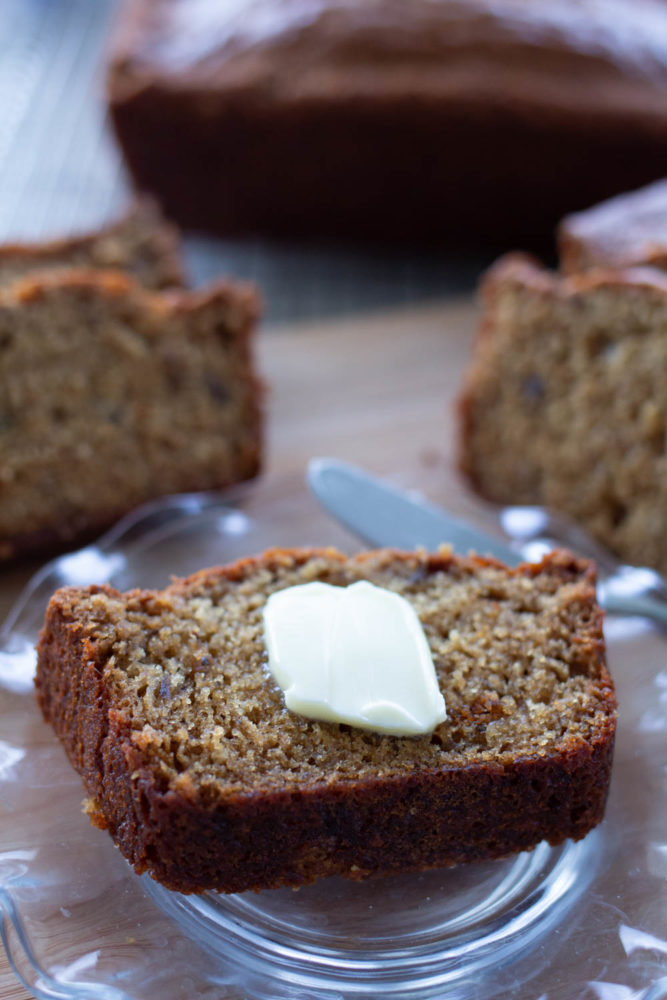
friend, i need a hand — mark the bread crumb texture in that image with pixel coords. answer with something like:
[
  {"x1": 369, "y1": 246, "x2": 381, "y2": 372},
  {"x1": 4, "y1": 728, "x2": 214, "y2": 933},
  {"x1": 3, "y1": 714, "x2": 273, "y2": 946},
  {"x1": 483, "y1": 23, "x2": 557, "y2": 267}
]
[
  {"x1": 0, "y1": 271, "x2": 260, "y2": 555},
  {"x1": 461, "y1": 257, "x2": 667, "y2": 572},
  {"x1": 43, "y1": 548, "x2": 612, "y2": 794}
]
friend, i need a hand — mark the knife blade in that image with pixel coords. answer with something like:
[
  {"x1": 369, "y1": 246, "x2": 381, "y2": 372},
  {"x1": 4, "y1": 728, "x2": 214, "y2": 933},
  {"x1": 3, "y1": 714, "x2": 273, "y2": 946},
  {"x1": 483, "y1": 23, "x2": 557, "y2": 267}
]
[
  {"x1": 307, "y1": 457, "x2": 667, "y2": 627},
  {"x1": 308, "y1": 457, "x2": 519, "y2": 564}
]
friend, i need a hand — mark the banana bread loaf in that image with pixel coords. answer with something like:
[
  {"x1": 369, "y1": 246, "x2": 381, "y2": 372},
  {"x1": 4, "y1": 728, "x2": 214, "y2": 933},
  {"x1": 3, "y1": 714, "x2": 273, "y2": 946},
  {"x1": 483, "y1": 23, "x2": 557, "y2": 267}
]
[
  {"x1": 0, "y1": 200, "x2": 183, "y2": 290},
  {"x1": 459, "y1": 254, "x2": 667, "y2": 573},
  {"x1": 559, "y1": 179, "x2": 667, "y2": 275},
  {"x1": 108, "y1": 0, "x2": 667, "y2": 246},
  {"x1": 0, "y1": 269, "x2": 261, "y2": 560},
  {"x1": 35, "y1": 546, "x2": 616, "y2": 895}
]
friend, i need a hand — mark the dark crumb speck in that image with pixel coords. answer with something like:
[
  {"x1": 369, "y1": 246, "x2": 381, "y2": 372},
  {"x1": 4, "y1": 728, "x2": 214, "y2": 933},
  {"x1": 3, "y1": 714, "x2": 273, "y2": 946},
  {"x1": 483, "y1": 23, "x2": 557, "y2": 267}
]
[
  {"x1": 192, "y1": 654, "x2": 211, "y2": 673},
  {"x1": 162, "y1": 351, "x2": 185, "y2": 390},
  {"x1": 206, "y1": 375, "x2": 229, "y2": 404},
  {"x1": 521, "y1": 375, "x2": 545, "y2": 402},
  {"x1": 408, "y1": 564, "x2": 429, "y2": 585},
  {"x1": 609, "y1": 499, "x2": 628, "y2": 528}
]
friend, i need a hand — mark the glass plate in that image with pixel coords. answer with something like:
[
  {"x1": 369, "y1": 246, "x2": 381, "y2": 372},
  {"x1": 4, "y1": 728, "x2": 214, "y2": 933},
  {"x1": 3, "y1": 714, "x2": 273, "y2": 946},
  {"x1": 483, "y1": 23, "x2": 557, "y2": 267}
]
[{"x1": 0, "y1": 493, "x2": 666, "y2": 1000}]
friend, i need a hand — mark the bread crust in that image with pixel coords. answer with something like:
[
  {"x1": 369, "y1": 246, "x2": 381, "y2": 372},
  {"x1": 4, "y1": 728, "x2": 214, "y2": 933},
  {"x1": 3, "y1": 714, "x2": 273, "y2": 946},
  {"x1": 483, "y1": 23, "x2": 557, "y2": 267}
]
[
  {"x1": 559, "y1": 179, "x2": 667, "y2": 275},
  {"x1": 35, "y1": 547, "x2": 616, "y2": 894},
  {"x1": 106, "y1": 0, "x2": 667, "y2": 245},
  {"x1": 0, "y1": 199, "x2": 184, "y2": 290}
]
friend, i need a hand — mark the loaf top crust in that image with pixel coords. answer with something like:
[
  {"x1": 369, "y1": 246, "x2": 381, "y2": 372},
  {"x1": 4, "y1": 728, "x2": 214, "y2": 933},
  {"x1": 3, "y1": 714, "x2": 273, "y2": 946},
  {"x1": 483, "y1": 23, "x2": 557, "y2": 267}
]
[
  {"x1": 109, "y1": 0, "x2": 667, "y2": 122},
  {"x1": 0, "y1": 199, "x2": 184, "y2": 291},
  {"x1": 559, "y1": 179, "x2": 667, "y2": 274},
  {"x1": 480, "y1": 250, "x2": 667, "y2": 302}
]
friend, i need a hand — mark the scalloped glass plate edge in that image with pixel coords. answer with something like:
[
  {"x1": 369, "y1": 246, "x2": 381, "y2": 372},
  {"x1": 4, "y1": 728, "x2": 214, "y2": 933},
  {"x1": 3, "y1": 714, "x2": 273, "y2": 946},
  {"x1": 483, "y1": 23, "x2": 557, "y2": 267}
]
[
  {"x1": 0, "y1": 490, "x2": 249, "y2": 694},
  {"x1": 142, "y1": 833, "x2": 599, "y2": 997}
]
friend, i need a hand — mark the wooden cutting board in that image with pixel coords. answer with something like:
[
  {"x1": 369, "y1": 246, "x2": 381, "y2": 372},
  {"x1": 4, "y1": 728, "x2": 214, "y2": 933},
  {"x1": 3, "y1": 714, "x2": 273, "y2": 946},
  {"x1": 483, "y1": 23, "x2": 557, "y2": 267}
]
[{"x1": 0, "y1": 294, "x2": 506, "y2": 1000}]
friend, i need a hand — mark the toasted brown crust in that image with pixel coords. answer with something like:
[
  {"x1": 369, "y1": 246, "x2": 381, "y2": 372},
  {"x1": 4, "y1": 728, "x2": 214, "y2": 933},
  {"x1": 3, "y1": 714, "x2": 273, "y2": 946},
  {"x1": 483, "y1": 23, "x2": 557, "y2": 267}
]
[
  {"x1": 559, "y1": 179, "x2": 667, "y2": 275},
  {"x1": 478, "y1": 251, "x2": 667, "y2": 302},
  {"x1": 36, "y1": 546, "x2": 616, "y2": 894},
  {"x1": 4, "y1": 263, "x2": 258, "y2": 314},
  {"x1": 0, "y1": 199, "x2": 184, "y2": 290}
]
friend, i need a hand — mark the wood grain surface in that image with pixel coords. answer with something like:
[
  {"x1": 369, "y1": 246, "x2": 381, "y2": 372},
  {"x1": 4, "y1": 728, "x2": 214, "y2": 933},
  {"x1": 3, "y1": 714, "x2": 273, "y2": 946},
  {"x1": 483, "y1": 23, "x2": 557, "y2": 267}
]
[{"x1": 0, "y1": 295, "x2": 506, "y2": 1000}]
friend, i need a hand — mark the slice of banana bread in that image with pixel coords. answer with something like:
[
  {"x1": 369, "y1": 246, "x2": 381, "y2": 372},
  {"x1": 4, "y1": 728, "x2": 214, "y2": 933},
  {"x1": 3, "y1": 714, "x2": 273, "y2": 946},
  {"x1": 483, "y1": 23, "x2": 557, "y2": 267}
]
[
  {"x1": 459, "y1": 254, "x2": 667, "y2": 573},
  {"x1": 35, "y1": 546, "x2": 616, "y2": 895},
  {"x1": 559, "y1": 179, "x2": 667, "y2": 275},
  {"x1": 0, "y1": 199, "x2": 183, "y2": 290},
  {"x1": 0, "y1": 269, "x2": 261, "y2": 560}
]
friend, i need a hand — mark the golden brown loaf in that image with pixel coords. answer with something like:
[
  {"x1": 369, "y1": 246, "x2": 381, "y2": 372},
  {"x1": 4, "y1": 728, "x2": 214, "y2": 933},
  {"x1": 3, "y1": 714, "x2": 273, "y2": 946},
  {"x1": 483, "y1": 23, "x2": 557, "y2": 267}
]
[
  {"x1": 0, "y1": 269, "x2": 261, "y2": 560},
  {"x1": 0, "y1": 200, "x2": 183, "y2": 290},
  {"x1": 107, "y1": 0, "x2": 667, "y2": 246},
  {"x1": 459, "y1": 254, "x2": 667, "y2": 573},
  {"x1": 36, "y1": 547, "x2": 616, "y2": 895}
]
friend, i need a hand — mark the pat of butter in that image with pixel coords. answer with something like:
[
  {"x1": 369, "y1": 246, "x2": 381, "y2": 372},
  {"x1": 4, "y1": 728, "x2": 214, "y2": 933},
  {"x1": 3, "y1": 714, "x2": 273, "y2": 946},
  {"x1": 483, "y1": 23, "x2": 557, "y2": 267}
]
[{"x1": 263, "y1": 580, "x2": 446, "y2": 736}]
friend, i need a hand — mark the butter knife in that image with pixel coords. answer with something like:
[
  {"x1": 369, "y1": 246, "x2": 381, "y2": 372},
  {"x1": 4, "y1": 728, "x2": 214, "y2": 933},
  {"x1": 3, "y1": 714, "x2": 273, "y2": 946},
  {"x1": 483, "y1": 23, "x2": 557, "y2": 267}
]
[{"x1": 307, "y1": 458, "x2": 667, "y2": 627}]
